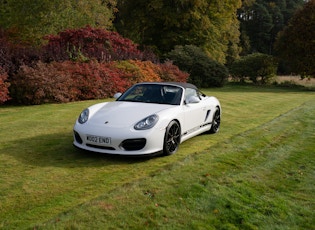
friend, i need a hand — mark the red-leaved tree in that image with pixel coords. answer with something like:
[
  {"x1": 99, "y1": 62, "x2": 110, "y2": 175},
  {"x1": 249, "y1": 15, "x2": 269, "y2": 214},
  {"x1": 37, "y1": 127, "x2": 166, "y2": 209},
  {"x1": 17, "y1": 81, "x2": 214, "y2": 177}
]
[{"x1": 43, "y1": 26, "x2": 157, "y2": 63}]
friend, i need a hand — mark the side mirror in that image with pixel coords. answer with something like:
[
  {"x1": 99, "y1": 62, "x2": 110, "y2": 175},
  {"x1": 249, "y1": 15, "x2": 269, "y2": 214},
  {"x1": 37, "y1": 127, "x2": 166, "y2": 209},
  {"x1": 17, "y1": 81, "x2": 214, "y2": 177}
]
[
  {"x1": 113, "y1": 92, "x2": 122, "y2": 99},
  {"x1": 185, "y1": 96, "x2": 200, "y2": 104}
]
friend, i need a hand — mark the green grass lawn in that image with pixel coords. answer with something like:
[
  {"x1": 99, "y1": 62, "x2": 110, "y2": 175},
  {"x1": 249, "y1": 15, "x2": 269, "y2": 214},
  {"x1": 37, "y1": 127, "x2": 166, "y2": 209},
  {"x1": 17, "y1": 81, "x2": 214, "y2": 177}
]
[{"x1": 0, "y1": 85, "x2": 314, "y2": 229}]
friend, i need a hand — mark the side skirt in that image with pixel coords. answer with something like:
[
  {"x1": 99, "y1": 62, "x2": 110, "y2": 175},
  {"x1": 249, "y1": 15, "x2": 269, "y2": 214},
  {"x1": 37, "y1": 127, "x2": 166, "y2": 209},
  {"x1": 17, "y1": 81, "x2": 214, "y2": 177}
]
[{"x1": 180, "y1": 123, "x2": 212, "y2": 143}]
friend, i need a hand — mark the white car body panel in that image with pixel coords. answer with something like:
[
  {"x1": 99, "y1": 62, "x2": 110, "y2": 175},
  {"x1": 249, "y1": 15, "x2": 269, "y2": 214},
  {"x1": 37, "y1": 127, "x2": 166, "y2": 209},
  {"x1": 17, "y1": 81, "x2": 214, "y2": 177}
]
[{"x1": 73, "y1": 82, "x2": 221, "y2": 156}]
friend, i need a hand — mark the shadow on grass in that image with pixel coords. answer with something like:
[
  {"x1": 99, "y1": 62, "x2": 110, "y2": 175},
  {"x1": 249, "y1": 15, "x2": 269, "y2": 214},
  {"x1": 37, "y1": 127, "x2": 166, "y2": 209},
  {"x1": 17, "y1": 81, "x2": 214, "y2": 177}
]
[{"x1": 1, "y1": 132, "x2": 155, "y2": 168}]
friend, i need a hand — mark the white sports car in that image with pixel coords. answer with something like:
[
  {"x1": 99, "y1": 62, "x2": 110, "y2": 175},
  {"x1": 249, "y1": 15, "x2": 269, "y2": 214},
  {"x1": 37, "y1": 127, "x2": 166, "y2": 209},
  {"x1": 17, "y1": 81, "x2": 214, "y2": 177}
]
[{"x1": 73, "y1": 82, "x2": 221, "y2": 156}]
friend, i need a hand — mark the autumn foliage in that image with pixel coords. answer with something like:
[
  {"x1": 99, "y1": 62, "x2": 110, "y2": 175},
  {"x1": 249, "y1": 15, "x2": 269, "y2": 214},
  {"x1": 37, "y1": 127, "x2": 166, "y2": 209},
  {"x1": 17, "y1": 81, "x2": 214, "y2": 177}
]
[
  {"x1": 0, "y1": 67, "x2": 10, "y2": 104},
  {"x1": 158, "y1": 61, "x2": 189, "y2": 82},
  {"x1": 43, "y1": 26, "x2": 157, "y2": 63},
  {"x1": 10, "y1": 60, "x2": 188, "y2": 105},
  {"x1": 0, "y1": 31, "x2": 11, "y2": 104},
  {"x1": 10, "y1": 61, "x2": 125, "y2": 104},
  {"x1": 1, "y1": 26, "x2": 188, "y2": 105}
]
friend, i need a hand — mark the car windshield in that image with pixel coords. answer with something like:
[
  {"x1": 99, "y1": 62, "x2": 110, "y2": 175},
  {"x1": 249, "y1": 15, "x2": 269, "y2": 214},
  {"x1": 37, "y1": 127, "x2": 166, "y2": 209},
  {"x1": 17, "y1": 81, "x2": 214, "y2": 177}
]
[{"x1": 117, "y1": 84, "x2": 183, "y2": 105}]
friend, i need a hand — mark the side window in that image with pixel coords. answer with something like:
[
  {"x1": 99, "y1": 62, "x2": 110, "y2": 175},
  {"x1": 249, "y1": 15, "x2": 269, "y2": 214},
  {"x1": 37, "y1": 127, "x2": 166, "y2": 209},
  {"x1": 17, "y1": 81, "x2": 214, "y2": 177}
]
[
  {"x1": 163, "y1": 86, "x2": 183, "y2": 105},
  {"x1": 184, "y1": 88, "x2": 198, "y2": 100}
]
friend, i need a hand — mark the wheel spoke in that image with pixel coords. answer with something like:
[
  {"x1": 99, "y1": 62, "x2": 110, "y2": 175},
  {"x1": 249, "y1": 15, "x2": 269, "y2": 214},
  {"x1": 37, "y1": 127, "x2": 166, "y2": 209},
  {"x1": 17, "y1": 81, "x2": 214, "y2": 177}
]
[
  {"x1": 209, "y1": 109, "x2": 221, "y2": 133},
  {"x1": 165, "y1": 123, "x2": 180, "y2": 153},
  {"x1": 214, "y1": 113, "x2": 220, "y2": 130}
]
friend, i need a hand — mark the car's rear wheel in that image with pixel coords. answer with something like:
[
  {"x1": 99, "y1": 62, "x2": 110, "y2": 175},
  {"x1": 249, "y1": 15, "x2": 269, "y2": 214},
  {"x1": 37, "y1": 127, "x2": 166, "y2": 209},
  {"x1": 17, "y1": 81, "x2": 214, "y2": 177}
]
[
  {"x1": 209, "y1": 108, "x2": 220, "y2": 133},
  {"x1": 163, "y1": 120, "x2": 181, "y2": 156}
]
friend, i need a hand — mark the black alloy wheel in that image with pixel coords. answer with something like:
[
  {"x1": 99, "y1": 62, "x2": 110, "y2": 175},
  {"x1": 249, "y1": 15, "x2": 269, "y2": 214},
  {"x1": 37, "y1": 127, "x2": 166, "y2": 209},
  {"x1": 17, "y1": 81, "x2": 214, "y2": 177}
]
[
  {"x1": 209, "y1": 108, "x2": 220, "y2": 134},
  {"x1": 163, "y1": 120, "x2": 181, "y2": 156}
]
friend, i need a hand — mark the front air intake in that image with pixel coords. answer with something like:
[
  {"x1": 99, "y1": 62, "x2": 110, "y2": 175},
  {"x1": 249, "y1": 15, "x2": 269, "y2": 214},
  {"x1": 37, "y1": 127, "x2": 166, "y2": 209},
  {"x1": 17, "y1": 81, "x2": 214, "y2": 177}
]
[
  {"x1": 74, "y1": 131, "x2": 83, "y2": 144},
  {"x1": 120, "y1": 138, "x2": 146, "y2": 151}
]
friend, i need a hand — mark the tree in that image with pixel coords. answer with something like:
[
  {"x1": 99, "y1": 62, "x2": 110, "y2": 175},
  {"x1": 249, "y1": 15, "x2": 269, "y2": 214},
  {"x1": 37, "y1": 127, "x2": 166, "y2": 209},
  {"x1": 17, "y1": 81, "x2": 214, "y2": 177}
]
[
  {"x1": 0, "y1": 0, "x2": 117, "y2": 45},
  {"x1": 43, "y1": 26, "x2": 155, "y2": 62},
  {"x1": 167, "y1": 45, "x2": 229, "y2": 87},
  {"x1": 230, "y1": 53, "x2": 278, "y2": 84},
  {"x1": 275, "y1": 0, "x2": 315, "y2": 77},
  {"x1": 115, "y1": 0, "x2": 241, "y2": 63},
  {"x1": 238, "y1": 0, "x2": 305, "y2": 55}
]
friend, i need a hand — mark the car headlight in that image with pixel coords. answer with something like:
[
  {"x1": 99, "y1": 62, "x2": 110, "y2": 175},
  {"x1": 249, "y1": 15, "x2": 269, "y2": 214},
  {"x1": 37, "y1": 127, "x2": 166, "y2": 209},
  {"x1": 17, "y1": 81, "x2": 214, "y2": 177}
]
[
  {"x1": 78, "y1": 109, "x2": 89, "y2": 124},
  {"x1": 134, "y1": 114, "x2": 159, "y2": 130}
]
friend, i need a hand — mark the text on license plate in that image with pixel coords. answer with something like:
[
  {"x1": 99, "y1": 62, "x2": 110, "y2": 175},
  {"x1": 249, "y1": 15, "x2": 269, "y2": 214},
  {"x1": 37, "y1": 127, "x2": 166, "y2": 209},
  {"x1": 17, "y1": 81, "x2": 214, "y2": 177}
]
[{"x1": 87, "y1": 135, "x2": 111, "y2": 144}]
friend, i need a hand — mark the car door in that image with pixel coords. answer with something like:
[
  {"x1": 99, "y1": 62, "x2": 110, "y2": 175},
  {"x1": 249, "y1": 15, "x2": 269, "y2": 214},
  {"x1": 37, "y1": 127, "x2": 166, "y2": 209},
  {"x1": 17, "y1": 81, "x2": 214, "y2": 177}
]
[{"x1": 181, "y1": 88, "x2": 206, "y2": 135}]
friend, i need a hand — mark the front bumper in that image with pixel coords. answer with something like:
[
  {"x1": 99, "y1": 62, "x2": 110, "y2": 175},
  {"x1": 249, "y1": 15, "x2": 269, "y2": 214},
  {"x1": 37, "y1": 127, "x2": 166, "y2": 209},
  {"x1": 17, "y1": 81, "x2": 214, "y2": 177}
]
[{"x1": 73, "y1": 124, "x2": 166, "y2": 155}]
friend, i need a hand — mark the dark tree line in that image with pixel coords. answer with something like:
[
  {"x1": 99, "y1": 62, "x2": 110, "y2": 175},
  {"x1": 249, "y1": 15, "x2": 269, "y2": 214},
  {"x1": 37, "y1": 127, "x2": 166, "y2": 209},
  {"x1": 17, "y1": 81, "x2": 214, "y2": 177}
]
[
  {"x1": 237, "y1": 0, "x2": 305, "y2": 55},
  {"x1": 275, "y1": 0, "x2": 315, "y2": 77}
]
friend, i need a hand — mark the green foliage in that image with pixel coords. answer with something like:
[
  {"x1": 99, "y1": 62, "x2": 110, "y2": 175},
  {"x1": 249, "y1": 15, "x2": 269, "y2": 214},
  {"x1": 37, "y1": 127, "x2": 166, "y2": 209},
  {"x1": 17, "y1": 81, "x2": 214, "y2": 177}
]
[
  {"x1": 115, "y1": 0, "x2": 241, "y2": 63},
  {"x1": 0, "y1": 0, "x2": 117, "y2": 45},
  {"x1": 275, "y1": 0, "x2": 315, "y2": 78},
  {"x1": 238, "y1": 0, "x2": 305, "y2": 55},
  {"x1": 167, "y1": 45, "x2": 229, "y2": 87},
  {"x1": 230, "y1": 53, "x2": 278, "y2": 84}
]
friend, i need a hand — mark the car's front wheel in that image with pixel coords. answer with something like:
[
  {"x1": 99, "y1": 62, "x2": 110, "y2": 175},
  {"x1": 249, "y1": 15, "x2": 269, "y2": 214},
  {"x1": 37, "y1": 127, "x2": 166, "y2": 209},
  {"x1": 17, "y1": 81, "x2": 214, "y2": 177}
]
[
  {"x1": 209, "y1": 107, "x2": 221, "y2": 133},
  {"x1": 163, "y1": 120, "x2": 181, "y2": 156}
]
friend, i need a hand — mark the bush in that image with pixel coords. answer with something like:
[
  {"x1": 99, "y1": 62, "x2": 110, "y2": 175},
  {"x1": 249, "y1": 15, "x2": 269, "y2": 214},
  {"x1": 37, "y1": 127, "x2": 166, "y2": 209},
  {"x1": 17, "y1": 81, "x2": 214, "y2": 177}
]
[
  {"x1": 66, "y1": 61, "x2": 129, "y2": 100},
  {"x1": 158, "y1": 61, "x2": 189, "y2": 82},
  {"x1": 166, "y1": 45, "x2": 228, "y2": 87},
  {"x1": 113, "y1": 60, "x2": 160, "y2": 85},
  {"x1": 43, "y1": 26, "x2": 157, "y2": 63},
  {"x1": 9, "y1": 59, "x2": 189, "y2": 105},
  {"x1": 0, "y1": 29, "x2": 41, "y2": 75},
  {"x1": 10, "y1": 61, "x2": 129, "y2": 104},
  {"x1": 10, "y1": 61, "x2": 73, "y2": 104},
  {"x1": 113, "y1": 60, "x2": 189, "y2": 85},
  {"x1": 4, "y1": 26, "x2": 191, "y2": 105},
  {"x1": 0, "y1": 67, "x2": 10, "y2": 104},
  {"x1": 229, "y1": 53, "x2": 278, "y2": 84}
]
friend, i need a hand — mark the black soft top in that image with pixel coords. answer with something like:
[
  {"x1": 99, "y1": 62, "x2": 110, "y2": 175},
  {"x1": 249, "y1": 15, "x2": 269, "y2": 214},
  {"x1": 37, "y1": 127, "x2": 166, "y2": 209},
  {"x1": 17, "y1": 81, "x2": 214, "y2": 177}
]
[{"x1": 139, "y1": 82, "x2": 198, "y2": 90}]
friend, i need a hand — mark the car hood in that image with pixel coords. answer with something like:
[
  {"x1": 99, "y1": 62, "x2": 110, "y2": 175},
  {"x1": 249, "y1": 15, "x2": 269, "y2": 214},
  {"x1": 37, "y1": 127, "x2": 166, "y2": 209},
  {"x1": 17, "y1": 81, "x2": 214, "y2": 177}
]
[{"x1": 88, "y1": 101, "x2": 175, "y2": 128}]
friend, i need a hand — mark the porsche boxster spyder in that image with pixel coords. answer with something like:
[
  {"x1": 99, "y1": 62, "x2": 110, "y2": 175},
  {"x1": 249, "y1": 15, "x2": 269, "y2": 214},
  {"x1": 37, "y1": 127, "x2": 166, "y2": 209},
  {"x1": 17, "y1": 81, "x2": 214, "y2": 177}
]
[{"x1": 73, "y1": 82, "x2": 221, "y2": 156}]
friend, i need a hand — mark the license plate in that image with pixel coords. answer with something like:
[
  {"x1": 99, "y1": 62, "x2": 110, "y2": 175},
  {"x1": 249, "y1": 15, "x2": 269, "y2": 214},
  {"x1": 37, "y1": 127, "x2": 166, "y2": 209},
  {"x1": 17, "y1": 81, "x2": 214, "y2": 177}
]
[{"x1": 86, "y1": 135, "x2": 111, "y2": 144}]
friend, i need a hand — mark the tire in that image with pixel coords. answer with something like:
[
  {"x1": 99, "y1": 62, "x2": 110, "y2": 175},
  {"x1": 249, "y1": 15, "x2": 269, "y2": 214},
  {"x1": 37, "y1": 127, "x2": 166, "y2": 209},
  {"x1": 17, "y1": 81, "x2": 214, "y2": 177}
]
[
  {"x1": 209, "y1": 108, "x2": 220, "y2": 134},
  {"x1": 163, "y1": 120, "x2": 181, "y2": 156}
]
